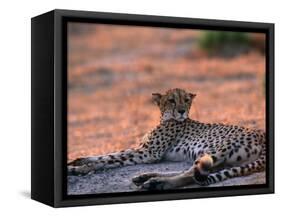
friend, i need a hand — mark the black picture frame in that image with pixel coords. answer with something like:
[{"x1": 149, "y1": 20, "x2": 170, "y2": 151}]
[{"x1": 31, "y1": 9, "x2": 274, "y2": 207}]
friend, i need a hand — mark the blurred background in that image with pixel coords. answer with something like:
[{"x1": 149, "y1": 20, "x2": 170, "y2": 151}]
[{"x1": 67, "y1": 22, "x2": 266, "y2": 161}]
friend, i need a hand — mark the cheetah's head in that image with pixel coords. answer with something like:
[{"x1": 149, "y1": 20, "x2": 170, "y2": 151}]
[{"x1": 152, "y1": 88, "x2": 196, "y2": 122}]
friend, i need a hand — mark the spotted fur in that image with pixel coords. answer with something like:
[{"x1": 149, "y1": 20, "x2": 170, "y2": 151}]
[{"x1": 68, "y1": 88, "x2": 266, "y2": 189}]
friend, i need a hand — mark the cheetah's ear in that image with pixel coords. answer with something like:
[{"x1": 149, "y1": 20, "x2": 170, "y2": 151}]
[
  {"x1": 152, "y1": 93, "x2": 162, "y2": 105},
  {"x1": 189, "y1": 93, "x2": 196, "y2": 99}
]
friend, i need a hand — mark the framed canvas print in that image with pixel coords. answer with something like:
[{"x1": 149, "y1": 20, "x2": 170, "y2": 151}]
[{"x1": 31, "y1": 9, "x2": 274, "y2": 207}]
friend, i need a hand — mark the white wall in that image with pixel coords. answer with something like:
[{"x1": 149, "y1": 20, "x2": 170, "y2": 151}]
[{"x1": 0, "y1": 0, "x2": 279, "y2": 216}]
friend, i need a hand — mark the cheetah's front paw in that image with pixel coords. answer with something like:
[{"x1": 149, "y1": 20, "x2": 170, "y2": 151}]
[
  {"x1": 68, "y1": 165, "x2": 93, "y2": 176},
  {"x1": 68, "y1": 157, "x2": 93, "y2": 166}
]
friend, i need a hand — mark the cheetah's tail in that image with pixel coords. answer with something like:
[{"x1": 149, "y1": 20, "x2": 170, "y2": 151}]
[{"x1": 195, "y1": 134, "x2": 266, "y2": 186}]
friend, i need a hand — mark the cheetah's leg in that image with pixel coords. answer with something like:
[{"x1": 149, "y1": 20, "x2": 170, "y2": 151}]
[
  {"x1": 137, "y1": 152, "x2": 225, "y2": 190},
  {"x1": 68, "y1": 122, "x2": 176, "y2": 175},
  {"x1": 195, "y1": 145, "x2": 266, "y2": 186},
  {"x1": 194, "y1": 132, "x2": 266, "y2": 186},
  {"x1": 132, "y1": 172, "x2": 180, "y2": 187},
  {"x1": 135, "y1": 167, "x2": 195, "y2": 190},
  {"x1": 68, "y1": 148, "x2": 153, "y2": 176}
]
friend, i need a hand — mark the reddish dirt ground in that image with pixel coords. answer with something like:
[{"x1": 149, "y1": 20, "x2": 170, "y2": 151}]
[{"x1": 67, "y1": 23, "x2": 266, "y2": 162}]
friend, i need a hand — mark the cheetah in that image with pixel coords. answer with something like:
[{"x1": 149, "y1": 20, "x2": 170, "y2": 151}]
[{"x1": 68, "y1": 88, "x2": 266, "y2": 190}]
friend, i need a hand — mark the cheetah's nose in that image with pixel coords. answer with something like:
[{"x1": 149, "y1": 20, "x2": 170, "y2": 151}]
[{"x1": 178, "y1": 110, "x2": 185, "y2": 115}]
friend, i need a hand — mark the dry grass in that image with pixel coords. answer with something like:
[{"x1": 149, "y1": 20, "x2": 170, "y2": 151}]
[{"x1": 67, "y1": 23, "x2": 265, "y2": 161}]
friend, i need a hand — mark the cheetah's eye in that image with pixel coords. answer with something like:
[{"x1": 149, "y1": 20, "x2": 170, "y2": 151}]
[
  {"x1": 184, "y1": 98, "x2": 190, "y2": 103},
  {"x1": 168, "y1": 98, "x2": 176, "y2": 104}
]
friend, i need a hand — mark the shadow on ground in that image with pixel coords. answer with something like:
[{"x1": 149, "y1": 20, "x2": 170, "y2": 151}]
[{"x1": 68, "y1": 162, "x2": 265, "y2": 195}]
